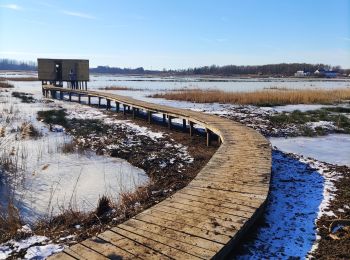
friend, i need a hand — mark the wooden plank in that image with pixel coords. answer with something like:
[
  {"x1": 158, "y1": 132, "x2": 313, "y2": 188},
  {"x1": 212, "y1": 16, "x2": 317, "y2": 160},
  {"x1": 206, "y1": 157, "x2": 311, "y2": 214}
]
[
  {"x1": 117, "y1": 221, "x2": 217, "y2": 259},
  {"x1": 65, "y1": 243, "x2": 107, "y2": 259},
  {"x1": 81, "y1": 236, "x2": 137, "y2": 259},
  {"x1": 48, "y1": 252, "x2": 76, "y2": 260},
  {"x1": 98, "y1": 230, "x2": 167, "y2": 259},
  {"x1": 112, "y1": 227, "x2": 201, "y2": 259},
  {"x1": 134, "y1": 213, "x2": 231, "y2": 245}
]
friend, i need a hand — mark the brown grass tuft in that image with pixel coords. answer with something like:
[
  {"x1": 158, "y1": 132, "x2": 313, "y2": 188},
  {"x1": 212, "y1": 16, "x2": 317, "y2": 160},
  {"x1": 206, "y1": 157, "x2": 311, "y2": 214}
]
[
  {"x1": 151, "y1": 88, "x2": 350, "y2": 106},
  {"x1": 0, "y1": 201, "x2": 23, "y2": 242},
  {"x1": 0, "y1": 77, "x2": 38, "y2": 82},
  {"x1": 0, "y1": 81, "x2": 14, "y2": 88}
]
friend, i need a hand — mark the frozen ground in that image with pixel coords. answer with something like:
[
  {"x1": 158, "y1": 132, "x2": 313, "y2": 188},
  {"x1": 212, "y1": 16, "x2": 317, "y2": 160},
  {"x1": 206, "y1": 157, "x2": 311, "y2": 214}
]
[
  {"x1": 270, "y1": 134, "x2": 350, "y2": 166},
  {"x1": 236, "y1": 150, "x2": 342, "y2": 258}
]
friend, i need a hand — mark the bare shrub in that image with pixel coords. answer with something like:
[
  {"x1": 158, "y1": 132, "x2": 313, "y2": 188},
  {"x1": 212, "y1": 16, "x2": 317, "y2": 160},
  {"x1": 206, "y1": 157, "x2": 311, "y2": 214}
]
[
  {"x1": 0, "y1": 201, "x2": 23, "y2": 243},
  {"x1": 96, "y1": 195, "x2": 112, "y2": 217},
  {"x1": 61, "y1": 141, "x2": 76, "y2": 153},
  {"x1": 0, "y1": 81, "x2": 14, "y2": 88},
  {"x1": 20, "y1": 122, "x2": 42, "y2": 139}
]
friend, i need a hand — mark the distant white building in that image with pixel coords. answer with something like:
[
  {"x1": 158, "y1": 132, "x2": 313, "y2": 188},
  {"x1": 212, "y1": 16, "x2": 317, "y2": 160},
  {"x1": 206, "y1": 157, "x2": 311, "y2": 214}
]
[{"x1": 294, "y1": 70, "x2": 307, "y2": 77}]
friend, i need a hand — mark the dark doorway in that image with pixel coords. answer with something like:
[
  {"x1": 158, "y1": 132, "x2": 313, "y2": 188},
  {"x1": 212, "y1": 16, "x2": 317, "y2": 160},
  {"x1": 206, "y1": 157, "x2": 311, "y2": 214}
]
[{"x1": 55, "y1": 62, "x2": 62, "y2": 81}]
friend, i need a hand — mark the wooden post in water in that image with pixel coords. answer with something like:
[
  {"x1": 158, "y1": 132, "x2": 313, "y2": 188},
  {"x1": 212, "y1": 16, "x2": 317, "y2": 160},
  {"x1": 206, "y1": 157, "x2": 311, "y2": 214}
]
[
  {"x1": 69, "y1": 93, "x2": 72, "y2": 101},
  {"x1": 88, "y1": 96, "x2": 91, "y2": 105},
  {"x1": 60, "y1": 91, "x2": 63, "y2": 100},
  {"x1": 123, "y1": 104, "x2": 126, "y2": 115},
  {"x1": 163, "y1": 114, "x2": 166, "y2": 124},
  {"x1": 106, "y1": 99, "x2": 111, "y2": 110},
  {"x1": 98, "y1": 97, "x2": 101, "y2": 107},
  {"x1": 115, "y1": 102, "x2": 120, "y2": 112},
  {"x1": 182, "y1": 119, "x2": 186, "y2": 132},
  {"x1": 78, "y1": 94, "x2": 81, "y2": 103}
]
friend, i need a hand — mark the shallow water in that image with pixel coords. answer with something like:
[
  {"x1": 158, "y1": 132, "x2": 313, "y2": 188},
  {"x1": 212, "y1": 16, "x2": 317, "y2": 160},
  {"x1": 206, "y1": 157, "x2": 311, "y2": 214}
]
[
  {"x1": 270, "y1": 134, "x2": 350, "y2": 166},
  {"x1": 0, "y1": 85, "x2": 148, "y2": 222}
]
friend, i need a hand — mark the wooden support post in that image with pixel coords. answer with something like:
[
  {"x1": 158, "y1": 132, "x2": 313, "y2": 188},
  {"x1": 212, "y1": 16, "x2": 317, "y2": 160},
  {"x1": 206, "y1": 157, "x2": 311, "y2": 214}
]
[
  {"x1": 88, "y1": 96, "x2": 91, "y2": 105},
  {"x1": 106, "y1": 99, "x2": 111, "y2": 110},
  {"x1": 168, "y1": 116, "x2": 173, "y2": 129},
  {"x1": 98, "y1": 97, "x2": 101, "y2": 107},
  {"x1": 127, "y1": 106, "x2": 131, "y2": 113},
  {"x1": 148, "y1": 111, "x2": 152, "y2": 124},
  {"x1": 182, "y1": 119, "x2": 186, "y2": 131},
  {"x1": 85, "y1": 81, "x2": 87, "y2": 90},
  {"x1": 116, "y1": 102, "x2": 120, "y2": 112},
  {"x1": 123, "y1": 104, "x2": 126, "y2": 115},
  {"x1": 60, "y1": 91, "x2": 63, "y2": 100},
  {"x1": 132, "y1": 107, "x2": 136, "y2": 119},
  {"x1": 69, "y1": 93, "x2": 72, "y2": 101},
  {"x1": 206, "y1": 128, "x2": 212, "y2": 147},
  {"x1": 163, "y1": 114, "x2": 166, "y2": 124},
  {"x1": 189, "y1": 122, "x2": 194, "y2": 137},
  {"x1": 78, "y1": 94, "x2": 81, "y2": 103}
]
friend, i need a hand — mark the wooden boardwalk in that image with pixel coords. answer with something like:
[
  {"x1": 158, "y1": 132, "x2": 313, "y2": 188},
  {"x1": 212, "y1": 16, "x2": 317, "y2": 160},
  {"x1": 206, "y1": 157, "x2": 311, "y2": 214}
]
[{"x1": 43, "y1": 86, "x2": 271, "y2": 259}]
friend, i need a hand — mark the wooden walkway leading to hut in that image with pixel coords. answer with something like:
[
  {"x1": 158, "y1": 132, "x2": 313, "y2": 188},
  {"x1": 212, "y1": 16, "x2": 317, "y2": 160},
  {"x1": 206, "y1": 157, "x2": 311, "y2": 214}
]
[{"x1": 43, "y1": 86, "x2": 271, "y2": 259}]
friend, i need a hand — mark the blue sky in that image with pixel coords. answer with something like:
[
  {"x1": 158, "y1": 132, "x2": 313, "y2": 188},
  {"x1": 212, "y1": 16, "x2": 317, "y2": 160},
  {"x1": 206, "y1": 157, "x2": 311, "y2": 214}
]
[{"x1": 0, "y1": 0, "x2": 349, "y2": 69}]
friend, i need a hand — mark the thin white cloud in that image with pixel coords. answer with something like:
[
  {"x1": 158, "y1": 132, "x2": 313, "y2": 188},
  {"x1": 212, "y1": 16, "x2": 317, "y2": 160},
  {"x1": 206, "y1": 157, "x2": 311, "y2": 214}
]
[
  {"x1": 62, "y1": 10, "x2": 96, "y2": 19},
  {"x1": 0, "y1": 4, "x2": 22, "y2": 10}
]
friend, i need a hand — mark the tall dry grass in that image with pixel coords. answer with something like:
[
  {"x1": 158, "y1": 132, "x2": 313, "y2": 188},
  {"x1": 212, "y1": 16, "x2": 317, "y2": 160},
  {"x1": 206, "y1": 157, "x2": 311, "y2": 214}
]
[{"x1": 151, "y1": 88, "x2": 350, "y2": 106}]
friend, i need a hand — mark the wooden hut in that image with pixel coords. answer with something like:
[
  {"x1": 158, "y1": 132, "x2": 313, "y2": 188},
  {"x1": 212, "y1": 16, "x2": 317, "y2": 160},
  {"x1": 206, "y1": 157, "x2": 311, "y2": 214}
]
[{"x1": 37, "y1": 58, "x2": 89, "y2": 89}]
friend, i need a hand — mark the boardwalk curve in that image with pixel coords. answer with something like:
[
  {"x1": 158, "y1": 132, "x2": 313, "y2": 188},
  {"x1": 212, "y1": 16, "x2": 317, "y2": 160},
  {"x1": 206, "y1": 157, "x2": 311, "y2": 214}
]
[{"x1": 43, "y1": 86, "x2": 271, "y2": 259}]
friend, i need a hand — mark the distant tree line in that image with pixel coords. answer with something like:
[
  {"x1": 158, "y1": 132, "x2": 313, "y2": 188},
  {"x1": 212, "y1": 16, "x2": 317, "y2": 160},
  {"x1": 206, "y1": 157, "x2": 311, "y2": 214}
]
[
  {"x1": 90, "y1": 66, "x2": 149, "y2": 74},
  {"x1": 0, "y1": 59, "x2": 37, "y2": 71},
  {"x1": 1, "y1": 58, "x2": 349, "y2": 76},
  {"x1": 171, "y1": 63, "x2": 343, "y2": 76}
]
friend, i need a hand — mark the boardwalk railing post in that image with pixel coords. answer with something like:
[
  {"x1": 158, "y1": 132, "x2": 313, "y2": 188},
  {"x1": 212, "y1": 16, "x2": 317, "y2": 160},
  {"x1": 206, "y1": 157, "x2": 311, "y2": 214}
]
[
  {"x1": 206, "y1": 128, "x2": 212, "y2": 146},
  {"x1": 168, "y1": 116, "x2": 173, "y2": 129},
  {"x1": 189, "y1": 121, "x2": 194, "y2": 137},
  {"x1": 148, "y1": 111, "x2": 152, "y2": 124},
  {"x1": 132, "y1": 107, "x2": 136, "y2": 119}
]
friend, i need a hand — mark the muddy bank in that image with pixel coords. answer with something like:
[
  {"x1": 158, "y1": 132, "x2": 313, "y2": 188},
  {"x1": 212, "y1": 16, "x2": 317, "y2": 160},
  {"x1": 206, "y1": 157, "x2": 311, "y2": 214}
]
[{"x1": 204, "y1": 105, "x2": 350, "y2": 137}]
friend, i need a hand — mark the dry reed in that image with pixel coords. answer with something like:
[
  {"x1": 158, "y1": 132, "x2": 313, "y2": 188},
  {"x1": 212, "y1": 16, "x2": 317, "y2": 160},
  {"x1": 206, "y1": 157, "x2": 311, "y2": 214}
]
[
  {"x1": 99, "y1": 86, "x2": 141, "y2": 91},
  {"x1": 151, "y1": 88, "x2": 350, "y2": 106},
  {"x1": 0, "y1": 77, "x2": 38, "y2": 81}
]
